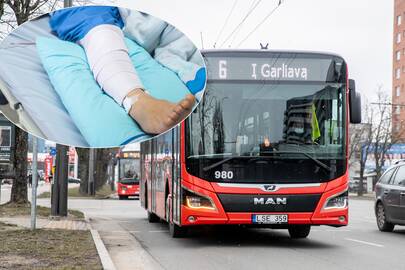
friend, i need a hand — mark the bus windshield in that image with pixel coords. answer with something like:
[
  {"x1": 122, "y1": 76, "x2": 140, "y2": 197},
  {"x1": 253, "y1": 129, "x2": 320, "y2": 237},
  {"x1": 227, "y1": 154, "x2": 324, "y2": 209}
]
[
  {"x1": 186, "y1": 81, "x2": 347, "y2": 183},
  {"x1": 119, "y1": 158, "x2": 140, "y2": 183}
]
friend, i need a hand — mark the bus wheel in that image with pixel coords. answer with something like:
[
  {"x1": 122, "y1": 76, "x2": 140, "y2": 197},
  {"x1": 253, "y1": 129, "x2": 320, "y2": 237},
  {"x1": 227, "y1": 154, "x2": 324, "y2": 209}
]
[
  {"x1": 119, "y1": 195, "x2": 128, "y2": 200},
  {"x1": 147, "y1": 211, "x2": 160, "y2": 223},
  {"x1": 166, "y1": 196, "x2": 187, "y2": 238},
  {"x1": 288, "y1": 225, "x2": 311, "y2": 239}
]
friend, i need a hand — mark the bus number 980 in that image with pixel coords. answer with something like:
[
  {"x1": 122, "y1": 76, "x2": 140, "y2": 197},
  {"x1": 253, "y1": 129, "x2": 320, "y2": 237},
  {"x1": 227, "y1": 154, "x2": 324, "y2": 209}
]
[{"x1": 215, "y1": 171, "x2": 233, "y2": 179}]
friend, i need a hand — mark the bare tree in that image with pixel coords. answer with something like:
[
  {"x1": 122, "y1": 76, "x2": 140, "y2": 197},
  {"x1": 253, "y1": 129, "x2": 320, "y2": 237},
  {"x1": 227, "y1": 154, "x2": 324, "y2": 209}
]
[
  {"x1": 1, "y1": 0, "x2": 93, "y2": 204},
  {"x1": 76, "y1": 148, "x2": 89, "y2": 195},
  {"x1": 94, "y1": 148, "x2": 117, "y2": 190},
  {"x1": 348, "y1": 120, "x2": 372, "y2": 196},
  {"x1": 0, "y1": 0, "x2": 4, "y2": 19},
  {"x1": 2, "y1": 0, "x2": 117, "y2": 203},
  {"x1": 0, "y1": 0, "x2": 59, "y2": 205},
  {"x1": 358, "y1": 112, "x2": 373, "y2": 196},
  {"x1": 355, "y1": 88, "x2": 405, "y2": 196},
  {"x1": 370, "y1": 90, "x2": 404, "y2": 183},
  {"x1": 76, "y1": 147, "x2": 117, "y2": 196},
  {"x1": 349, "y1": 123, "x2": 369, "y2": 164}
]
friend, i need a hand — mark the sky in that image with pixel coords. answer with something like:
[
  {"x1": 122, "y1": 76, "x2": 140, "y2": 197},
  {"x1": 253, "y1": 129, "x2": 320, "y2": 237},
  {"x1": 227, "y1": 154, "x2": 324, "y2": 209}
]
[{"x1": 110, "y1": 0, "x2": 394, "y2": 103}]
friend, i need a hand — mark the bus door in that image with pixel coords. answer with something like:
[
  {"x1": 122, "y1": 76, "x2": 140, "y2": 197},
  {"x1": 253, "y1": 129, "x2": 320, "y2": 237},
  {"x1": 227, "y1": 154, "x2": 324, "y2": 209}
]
[{"x1": 171, "y1": 127, "x2": 181, "y2": 225}]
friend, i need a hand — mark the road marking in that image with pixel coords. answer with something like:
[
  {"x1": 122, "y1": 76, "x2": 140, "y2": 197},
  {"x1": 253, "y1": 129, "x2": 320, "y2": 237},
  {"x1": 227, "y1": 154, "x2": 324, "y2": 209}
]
[
  {"x1": 325, "y1": 229, "x2": 351, "y2": 232},
  {"x1": 344, "y1": 238, "x2": 384, "y2": 248},
  {"x1": 149, "y1": 230, "x2": 168, "y2": 233},
  {"x1": 129, "y1": 230, "x2": 141, "y2": 233}
]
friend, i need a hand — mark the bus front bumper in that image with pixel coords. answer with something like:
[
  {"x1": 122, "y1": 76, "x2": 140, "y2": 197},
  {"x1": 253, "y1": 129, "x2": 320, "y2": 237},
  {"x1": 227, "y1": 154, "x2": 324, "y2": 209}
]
[
  {"x1": 181, "y1": 209, "x2": 348, "y2": 226},
  {"x1": 180, "y1": 181, "x2": 348, "y2": 227}
]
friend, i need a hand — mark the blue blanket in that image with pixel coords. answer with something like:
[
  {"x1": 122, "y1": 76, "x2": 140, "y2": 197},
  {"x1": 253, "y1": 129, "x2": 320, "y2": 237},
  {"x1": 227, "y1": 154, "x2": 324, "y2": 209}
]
[{"x1": 37, "y1": 37, "x2": 193, "y2": 147}]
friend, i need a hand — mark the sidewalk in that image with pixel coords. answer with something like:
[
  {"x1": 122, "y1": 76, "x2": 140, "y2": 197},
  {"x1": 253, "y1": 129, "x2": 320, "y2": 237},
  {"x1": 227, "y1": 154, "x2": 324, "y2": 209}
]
[
  {"x1": 0, "y1": 212, "x2": 116, "y2": 270},
  {"x1": 0, "y1": 216, "x2": 88, "y2": 230}
]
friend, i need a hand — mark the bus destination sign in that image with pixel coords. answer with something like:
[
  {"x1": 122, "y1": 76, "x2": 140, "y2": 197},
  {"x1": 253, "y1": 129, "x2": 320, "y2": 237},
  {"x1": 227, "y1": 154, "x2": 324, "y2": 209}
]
[{"x1": 206, "y1": 56, "x2": 342, "y2": 82}]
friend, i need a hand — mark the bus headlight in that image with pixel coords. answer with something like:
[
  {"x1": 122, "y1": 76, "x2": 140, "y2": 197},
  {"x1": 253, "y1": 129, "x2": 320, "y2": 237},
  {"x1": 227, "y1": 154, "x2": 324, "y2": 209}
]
[
  {"x1": 323, "y1": 190, "x2": 348, "y2": 210},
  {"x1": 183, "y1": 188, "x2": 216, "y2": 210}
]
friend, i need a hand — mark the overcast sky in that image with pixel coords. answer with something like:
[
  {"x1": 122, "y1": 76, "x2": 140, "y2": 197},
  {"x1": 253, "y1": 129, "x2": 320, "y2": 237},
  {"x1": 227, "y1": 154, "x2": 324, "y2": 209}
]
[{"x1": 111, "y1": 0, "x2": 394, "y2": 102}]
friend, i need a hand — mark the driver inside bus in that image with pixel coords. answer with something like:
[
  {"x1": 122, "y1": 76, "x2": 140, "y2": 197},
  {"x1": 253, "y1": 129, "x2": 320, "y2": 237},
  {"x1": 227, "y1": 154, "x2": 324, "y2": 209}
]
[
  {"x1": 260, "y1": 136, "x2": 276, "y2": 156},
  {"x1": 125, "y1": 169, "x2": 134, "y2": 178}
]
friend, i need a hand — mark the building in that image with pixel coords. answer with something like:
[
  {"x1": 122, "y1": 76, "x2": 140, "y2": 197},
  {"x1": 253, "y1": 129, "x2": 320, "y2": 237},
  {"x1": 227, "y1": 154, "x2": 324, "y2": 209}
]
[
  {"x1": 0, "y1": 113, "x2": 15, "y2": 179},
  {"x1": 393, "y1": 0, "x2": 405, "y2": 139}
]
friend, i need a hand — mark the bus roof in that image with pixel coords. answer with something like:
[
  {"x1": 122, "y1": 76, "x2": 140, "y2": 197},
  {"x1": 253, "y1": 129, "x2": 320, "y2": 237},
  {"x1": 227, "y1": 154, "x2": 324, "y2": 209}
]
[{"x1": 201, "y1": 49, "x2": 344, "y2": 61}]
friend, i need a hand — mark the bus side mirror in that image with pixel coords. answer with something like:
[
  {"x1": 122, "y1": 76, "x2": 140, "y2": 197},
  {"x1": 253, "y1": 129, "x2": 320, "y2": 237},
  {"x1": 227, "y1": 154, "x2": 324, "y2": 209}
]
[{"x1": 349, "y1": 79, "x2": 361, "y2": 124}]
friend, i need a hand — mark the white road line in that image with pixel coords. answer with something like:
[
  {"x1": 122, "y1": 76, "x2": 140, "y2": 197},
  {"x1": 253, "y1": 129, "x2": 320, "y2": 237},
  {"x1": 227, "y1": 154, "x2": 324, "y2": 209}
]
[
  {"x1": 129, "y1": 230, "x2": 141, "y2": 233},
  {"x1": 344, "y1": 238, "x2": 384, "y2": 248},
  {"x1": 149, "y1": 230, "x2": 168, "y2": 233}
]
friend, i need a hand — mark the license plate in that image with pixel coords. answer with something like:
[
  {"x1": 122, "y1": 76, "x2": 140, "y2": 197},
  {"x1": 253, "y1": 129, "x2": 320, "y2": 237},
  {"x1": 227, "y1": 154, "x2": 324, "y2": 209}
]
[{"x1": 252, "y1": 214, "x2": 288, "y2": 224}]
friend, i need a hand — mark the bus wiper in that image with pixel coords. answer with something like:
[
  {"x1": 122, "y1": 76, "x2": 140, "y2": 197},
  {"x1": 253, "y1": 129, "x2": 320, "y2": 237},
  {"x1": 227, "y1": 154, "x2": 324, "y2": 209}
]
[
  {"x1": 202, "y1": 155, "x2": 275, "y2": 172},
  {"x1": 264, "y1": 151, "x2": 332, "y2": 172},
  {"x1": 201, "y1": 151, "x2": 331, "y2": 173}
]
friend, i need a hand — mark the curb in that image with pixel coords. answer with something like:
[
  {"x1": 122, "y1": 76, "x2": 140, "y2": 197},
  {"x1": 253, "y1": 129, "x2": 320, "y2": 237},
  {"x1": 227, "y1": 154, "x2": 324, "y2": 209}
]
[
  {"x1": 90, "y1": 229, "x2": 117, "y2": 270},
  {"x1": 85, "y1": 214, "x2": 117, "y2": 270}
]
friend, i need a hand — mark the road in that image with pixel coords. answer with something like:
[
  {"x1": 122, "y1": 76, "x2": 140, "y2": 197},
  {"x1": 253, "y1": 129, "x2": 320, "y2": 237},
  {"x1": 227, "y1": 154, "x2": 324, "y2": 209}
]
[
  {"x1": 36, "y1": 197, "x2": 405, "y2": 270},
  {"x1": 0, "y1": 182, "x2": 79, "y2": 204}
]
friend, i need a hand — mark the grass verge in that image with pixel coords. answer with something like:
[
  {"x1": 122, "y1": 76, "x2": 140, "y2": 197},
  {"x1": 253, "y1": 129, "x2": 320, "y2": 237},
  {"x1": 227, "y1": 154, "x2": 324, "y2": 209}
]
[
  {"x1": 0, "y1": 222, "x2": 101, "y2": 269},
  {"x1": 38, "y1": 184, "x2": 114, "y2": 199},
  {"x1": 0, "y1": 203, "x2": 84, "y2": 219}
]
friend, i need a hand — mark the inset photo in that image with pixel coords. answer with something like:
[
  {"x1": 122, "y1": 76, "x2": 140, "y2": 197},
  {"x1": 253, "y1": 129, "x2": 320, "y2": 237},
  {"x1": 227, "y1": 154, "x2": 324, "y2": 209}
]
[{"x1": 0, "y1": 5, "x2": 206, "y2": 147}]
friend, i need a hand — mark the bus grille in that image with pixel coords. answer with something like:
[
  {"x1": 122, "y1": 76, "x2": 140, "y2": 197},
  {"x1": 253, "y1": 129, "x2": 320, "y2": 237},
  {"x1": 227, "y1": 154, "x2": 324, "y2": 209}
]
[{"x1": 217, "y1": 194, "x2": 321, "y2": 212}]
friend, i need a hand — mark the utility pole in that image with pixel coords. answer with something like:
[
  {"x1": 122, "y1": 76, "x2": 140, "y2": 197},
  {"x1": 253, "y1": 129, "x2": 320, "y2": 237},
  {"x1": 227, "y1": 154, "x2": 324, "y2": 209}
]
[
  {"x1": 51, "y1": 144, "x2": 69, "y2": 216},
  {"x1": 88, "y1": 149, "x2": 96, "y2": 196},
  {"x1": 200, "y1": 32, "x2": 204, "y2": 49},
  {"x1": 30, "y1": 137, "x2": 38, "y2": 230},
  {"x1": 64, "y1": 0, "x2": 73, "y2": 8},
  {"x1": 49, "y1": 0, "x2": 72, "y2": 218}
]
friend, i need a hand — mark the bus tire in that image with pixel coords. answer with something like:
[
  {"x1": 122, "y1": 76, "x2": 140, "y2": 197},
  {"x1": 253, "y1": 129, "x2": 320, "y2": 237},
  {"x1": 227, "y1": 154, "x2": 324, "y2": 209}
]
[
  {"x1": 166, "y1": 196, "x2": 187, "y2": 238},
  {"x1": 119, "y1": 195, "x2": 128, "y2": 200},
  {"x1": 288, "y1": 225, "x2": 311, "y2": 239},
  {"x1": 147, "y1": 211, "x2": 159, "y2": 223}
]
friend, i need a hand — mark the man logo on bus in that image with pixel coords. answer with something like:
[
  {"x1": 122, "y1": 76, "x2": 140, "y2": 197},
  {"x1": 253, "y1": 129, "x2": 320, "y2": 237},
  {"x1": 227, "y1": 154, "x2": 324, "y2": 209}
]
[
  {"x1": 253, "y1": 197, "x2": 287, "y2": 205},
  {"x1": 263, "y1": 184, "x2": 277, "y2": 191}
]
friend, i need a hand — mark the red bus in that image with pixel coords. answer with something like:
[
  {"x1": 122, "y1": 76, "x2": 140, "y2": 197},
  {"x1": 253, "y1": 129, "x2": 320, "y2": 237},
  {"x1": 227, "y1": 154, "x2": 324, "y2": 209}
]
[
  {"x1": 140, "y1": 50, "x2": 361, "y2": 238},
  {"x1": 115, "y1": 149, "x2": 140, "y2": 200}
]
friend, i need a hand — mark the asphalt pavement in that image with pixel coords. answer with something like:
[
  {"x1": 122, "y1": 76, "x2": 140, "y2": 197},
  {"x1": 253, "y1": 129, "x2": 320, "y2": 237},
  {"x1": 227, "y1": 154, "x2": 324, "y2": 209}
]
[{"x1": 34, "y1": 196, "x2": 405, "y2": 270}]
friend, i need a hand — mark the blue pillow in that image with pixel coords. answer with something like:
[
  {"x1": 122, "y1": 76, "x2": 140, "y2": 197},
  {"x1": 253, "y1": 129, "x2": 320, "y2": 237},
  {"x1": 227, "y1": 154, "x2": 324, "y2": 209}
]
[{"x1": 36, "y1": 37, "x2": 192, "y2": 147}]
